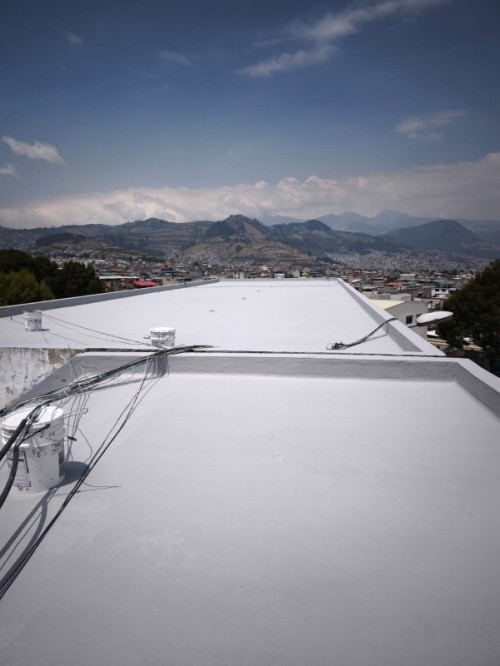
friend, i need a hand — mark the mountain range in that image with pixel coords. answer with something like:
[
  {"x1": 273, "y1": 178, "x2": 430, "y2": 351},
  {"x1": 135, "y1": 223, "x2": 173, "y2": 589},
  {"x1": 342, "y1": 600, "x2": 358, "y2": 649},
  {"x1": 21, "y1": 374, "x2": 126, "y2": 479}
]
[
  {"x1": 0, "y1": 212, "x2": 499, "y2": 262},
  {"x1": 312, "y1": 210, "x2": 500, "y2": 244}
]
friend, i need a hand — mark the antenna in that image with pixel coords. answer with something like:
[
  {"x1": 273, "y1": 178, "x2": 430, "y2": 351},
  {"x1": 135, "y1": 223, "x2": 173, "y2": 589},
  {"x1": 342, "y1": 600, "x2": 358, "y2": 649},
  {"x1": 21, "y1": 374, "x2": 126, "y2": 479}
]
[{"x1": 409, "y1": 311, "x2": 453, "y2": 328}]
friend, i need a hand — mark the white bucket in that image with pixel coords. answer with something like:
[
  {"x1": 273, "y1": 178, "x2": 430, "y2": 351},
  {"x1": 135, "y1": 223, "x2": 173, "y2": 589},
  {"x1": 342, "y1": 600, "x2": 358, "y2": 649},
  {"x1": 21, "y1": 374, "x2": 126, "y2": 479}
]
[
  {"x1": 23, "y1": 311, "x2": 43, "y2": 332},
  {"x1": 2, "y1": 406, "x2": 65, "y2": 493},
  {"x1": 150, "y1": 327, "x2": 176, "y2": 348}
]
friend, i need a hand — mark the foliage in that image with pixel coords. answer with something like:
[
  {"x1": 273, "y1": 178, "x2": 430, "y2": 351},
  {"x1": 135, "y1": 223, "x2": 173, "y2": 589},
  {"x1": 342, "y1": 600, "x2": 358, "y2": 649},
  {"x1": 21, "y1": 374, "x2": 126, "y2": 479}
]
[
  {"x1": 437, "y1": 260, "x2": 500, "y2": 364},
  {"x1": 0, "y1": 249, "x2": 103, "y2": 306},
  {"x1": 0, "y1": 269, "x2": 55, "y2": 306}
]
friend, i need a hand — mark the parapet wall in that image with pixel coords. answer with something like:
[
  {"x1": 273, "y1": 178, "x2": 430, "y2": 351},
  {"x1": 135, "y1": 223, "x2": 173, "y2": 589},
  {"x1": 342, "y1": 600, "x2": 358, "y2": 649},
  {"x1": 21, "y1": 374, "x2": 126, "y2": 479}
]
[
  {"x1": 0, "y1": 279, "x2": 218, "y2": 319},
  {"x1": 0, "y1": 347, "x2": 77, "y2": 409}
]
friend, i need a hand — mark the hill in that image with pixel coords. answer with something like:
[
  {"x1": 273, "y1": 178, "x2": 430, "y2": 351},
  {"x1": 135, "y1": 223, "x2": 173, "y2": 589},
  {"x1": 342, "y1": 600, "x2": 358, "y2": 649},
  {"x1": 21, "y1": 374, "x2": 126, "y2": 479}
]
[
  {"x1": 384, "y1": 219, "x2": 500, "y2": 259},
  {"x1": 181, "y1": 215, "x2": 307, "y2": 263},
  {"x1": 1, "y1": 214, "x2": 498, "y2": 264},
  {"x1": 318, "y1": 210, "x2": 434, "y2": 234},
  {"x1": 271, "y1": 219, "x2": 403, "y2": 255},
  {"x1": 0, "y1": 215, "x2": 405, "y2": 262}
]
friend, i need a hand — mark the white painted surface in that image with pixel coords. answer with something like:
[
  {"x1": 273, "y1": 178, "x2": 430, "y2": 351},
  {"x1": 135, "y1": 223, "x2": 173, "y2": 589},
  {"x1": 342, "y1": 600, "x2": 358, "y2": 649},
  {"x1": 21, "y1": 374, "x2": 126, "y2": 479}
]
[
  {"x1": 1, "y1": 357, "x2": 499, "y2": 666},
  {"x1": 0, "y1": 348, "x2": 74, "y2": 409},
  {"x1": 0, "y1": 280, "x2": 439, "y2": 355},
  {"x1": 1, "y1": 278, "x2": 498, "y2": 665}
]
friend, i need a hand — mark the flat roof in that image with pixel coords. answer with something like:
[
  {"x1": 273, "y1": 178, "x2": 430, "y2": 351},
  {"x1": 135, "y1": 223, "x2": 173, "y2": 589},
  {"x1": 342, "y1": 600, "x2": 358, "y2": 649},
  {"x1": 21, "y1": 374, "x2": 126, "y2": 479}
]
[
  {"x1": 0, "y1": 279, "x2": 438, "y2": 355},
  {"x1": 1, "y1": 352, "x2": 499, "y2": 665},
  {"x1": 2, "y1": 279, "x2": 500, "y2": 664}
]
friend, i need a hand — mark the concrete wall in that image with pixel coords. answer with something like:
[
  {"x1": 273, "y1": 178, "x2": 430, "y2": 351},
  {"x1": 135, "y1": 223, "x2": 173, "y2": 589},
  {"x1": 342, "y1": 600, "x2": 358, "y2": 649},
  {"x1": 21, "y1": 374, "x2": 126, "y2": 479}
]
[
  {"x1": 0, "y1": 347, "x2": 77, "y2": 409},
  {"x1": 384, "y1": 301, "x2": 428, "y2": 338}
]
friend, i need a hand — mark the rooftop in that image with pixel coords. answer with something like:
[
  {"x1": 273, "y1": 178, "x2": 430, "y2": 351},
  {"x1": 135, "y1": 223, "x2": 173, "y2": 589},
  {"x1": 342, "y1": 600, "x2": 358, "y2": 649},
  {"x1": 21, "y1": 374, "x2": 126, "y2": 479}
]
[
  {"x1": 1, "y1": 280, "x2": 499, "y2": 665},
  {"x1": 0, "y1": 279, "x2": 437, "y2": 355}
]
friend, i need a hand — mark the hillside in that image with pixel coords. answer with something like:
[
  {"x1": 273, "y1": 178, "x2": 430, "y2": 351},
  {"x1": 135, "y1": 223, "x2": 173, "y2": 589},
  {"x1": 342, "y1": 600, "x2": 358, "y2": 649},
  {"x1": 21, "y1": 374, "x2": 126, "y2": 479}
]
[
  {"x1": 183, "y1": 215, "x2": 308, "y2": 263},
  {"x1": 271, "y1": 219, "x2": 403, "y2": 255},
  {"x1": 1, "y1": 214, "x2": 498, "y2": 264},
  {"x1": 0, "y1": 215, "x2": 405, "y2": 262},
  {"x1": 318, "y1": 210, "x2": 433, "y2": 234},
  {"x1": 384, "y1": 219, "x2": 500, "y2": 259}
]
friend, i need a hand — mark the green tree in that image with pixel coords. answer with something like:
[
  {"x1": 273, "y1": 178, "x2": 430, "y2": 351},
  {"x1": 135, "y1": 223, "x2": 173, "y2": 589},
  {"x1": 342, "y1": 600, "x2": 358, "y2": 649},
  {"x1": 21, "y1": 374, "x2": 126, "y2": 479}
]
[
  {"x1": 3, "y1": 269, "x2": 41, "y2": 305},
  {"x1": 32, "y1": 255, "x2": 58, "y2": 282},
  {"x1": 0, "y1": 249, "x2": 101, "y2": 304},
  {"x1": 0, "y1": 249, "x2": 37, "y2": 274},
  {"x1": 45, "y1": 261, "x2": 102, "y2": 298},
  {"x1": 39, "y1": 280, "x2": 55, "y2": 301},
  {"x1": 0, "y1": 272, "x2": 9, "y2": 306},
  {"x1": 438, "y1": 260, "x2": 500, "y2": 368}
]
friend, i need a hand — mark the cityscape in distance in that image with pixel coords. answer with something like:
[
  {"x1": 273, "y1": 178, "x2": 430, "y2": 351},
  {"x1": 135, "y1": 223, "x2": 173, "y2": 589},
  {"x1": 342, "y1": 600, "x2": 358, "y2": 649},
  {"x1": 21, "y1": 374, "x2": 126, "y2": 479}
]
[{"x1": 1, "y1": 210, "x2": 498, "y2": 278}]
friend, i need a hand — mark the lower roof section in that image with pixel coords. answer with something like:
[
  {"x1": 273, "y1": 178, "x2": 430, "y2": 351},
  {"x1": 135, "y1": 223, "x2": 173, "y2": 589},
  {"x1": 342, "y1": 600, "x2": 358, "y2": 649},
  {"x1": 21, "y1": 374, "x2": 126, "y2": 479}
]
[{"x1": 1, "y1": 351, "x2": 499, "y2": 665}]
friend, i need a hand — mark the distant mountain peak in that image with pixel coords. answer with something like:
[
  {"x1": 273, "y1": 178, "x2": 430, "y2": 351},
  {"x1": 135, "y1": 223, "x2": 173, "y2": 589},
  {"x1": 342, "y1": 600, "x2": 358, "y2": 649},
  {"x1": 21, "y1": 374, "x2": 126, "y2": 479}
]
[
  {"x1": 223, "y1": 214, "x2": 261, "y2": 225},
  {"x1": 374, "y1": 209, "x2": 412, "y2": 219},
  {"x1": 384, "y1": 218, "x2": 499, "y2": 258},
  {"x1": 304, "y1": 219, "x2": 331, "y2": 231}
]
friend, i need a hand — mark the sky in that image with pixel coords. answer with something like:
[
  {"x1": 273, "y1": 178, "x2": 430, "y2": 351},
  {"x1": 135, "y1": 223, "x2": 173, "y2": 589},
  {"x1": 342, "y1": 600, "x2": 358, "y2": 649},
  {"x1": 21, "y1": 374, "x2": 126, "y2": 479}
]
[{"x1": 1, "y1": 0, "x2": 500, "y2": 228}]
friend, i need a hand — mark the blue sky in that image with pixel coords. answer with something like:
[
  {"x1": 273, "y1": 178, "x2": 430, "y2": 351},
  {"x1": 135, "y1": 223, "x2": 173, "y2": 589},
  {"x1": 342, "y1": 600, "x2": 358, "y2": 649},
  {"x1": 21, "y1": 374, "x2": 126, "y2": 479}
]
[{"x1": 1, "y1": 0, "x2": 499, "y2": 227}]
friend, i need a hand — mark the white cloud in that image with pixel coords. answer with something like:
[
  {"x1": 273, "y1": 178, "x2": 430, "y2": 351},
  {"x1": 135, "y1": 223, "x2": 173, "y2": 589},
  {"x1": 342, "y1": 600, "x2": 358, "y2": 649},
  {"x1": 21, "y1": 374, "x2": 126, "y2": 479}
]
[
  {"x1": 287, "y1": 0, "x2": 449, "y2": 43},
  {"x1": 241, "y1": 45, "x2": 332, "y2": 77},
  {"x1": 0, "y1": 153, "x2": 499, "y2": 229},
  {"x1": 2, "y1": 136, "x2": 65, "y2": 164},
  {"x1": 395, "y1": 109, "x2": 467, "y2": 138},
  {"x1": 67, "y1": 32, "x2": 84, "y2": 45},
  {"x1": 0, "y1": 163, "x2": 17, "y2": 177},
  {"x1": 242, "y1": 0, "x2": 450, "y2": 76},
  {"x1": 159, "y1": 51, "x2": 191, "y2": 66}
]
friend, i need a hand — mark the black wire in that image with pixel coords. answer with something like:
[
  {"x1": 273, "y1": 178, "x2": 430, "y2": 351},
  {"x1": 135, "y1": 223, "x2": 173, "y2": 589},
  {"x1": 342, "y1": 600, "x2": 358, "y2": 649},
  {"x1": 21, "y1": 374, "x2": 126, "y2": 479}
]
[
  {"x1": 0, "y1": 440, "x2": 22, "y2": 511},
  {"x1": 326, "y1": 317, "x2": 398, "y2": 350},
  {"x1": 0, "y1": 417, "x2": 29, "y2": 463},
  {"x1": 0, "y1": 358, "x2": 154, "y2": 600},
  {"x1": 0, "y1": 345, "x2": 208, "y2": 420},
  {"x1": 42, "y1": 312, "x2": 152, "y2": 348},
  {"x1": 0, "y1": 405, "x2": 49, "y2": 510},
  {"x1": 0, "y1": 345, "x2": 210, "y2": 599}
]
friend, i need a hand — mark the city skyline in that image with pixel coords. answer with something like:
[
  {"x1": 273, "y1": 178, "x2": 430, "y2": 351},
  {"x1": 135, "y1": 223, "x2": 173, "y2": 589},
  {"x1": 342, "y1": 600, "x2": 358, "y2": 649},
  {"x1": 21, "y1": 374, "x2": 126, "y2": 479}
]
[{"x1": 1, "y1": 0, "x2": 499, "y2": 228}]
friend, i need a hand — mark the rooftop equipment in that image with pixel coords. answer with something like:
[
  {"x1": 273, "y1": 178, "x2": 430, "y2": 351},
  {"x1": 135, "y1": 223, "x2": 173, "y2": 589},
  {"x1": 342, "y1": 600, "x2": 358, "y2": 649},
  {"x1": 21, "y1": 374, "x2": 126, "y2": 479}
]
[
  {"x1": 2, "y1": 406, "x2": 65, "y2": 493},
  {"x1": 22, "y1": 311, "x2": 42, "y2": 332},
  {"x1": 410, "y1": 310, "x2": 453, "y2": 327},
  {"x1": 149, "y1": 327, "x2": 176, "y2": 348}
]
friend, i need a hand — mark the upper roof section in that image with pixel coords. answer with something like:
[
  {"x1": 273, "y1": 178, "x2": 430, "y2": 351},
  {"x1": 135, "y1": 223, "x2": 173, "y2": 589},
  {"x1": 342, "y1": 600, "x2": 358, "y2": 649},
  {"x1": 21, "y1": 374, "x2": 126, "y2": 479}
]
[{"x1": 0, "y1": 279, "x2": 440, "y2": 356}]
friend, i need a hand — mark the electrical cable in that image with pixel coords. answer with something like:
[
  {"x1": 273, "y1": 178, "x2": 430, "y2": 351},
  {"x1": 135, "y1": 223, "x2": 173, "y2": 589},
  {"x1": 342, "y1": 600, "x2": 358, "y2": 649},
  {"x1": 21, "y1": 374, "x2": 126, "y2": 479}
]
[
  {"x1": 42, "y1": 318, "x2": 139, "y2": 347},
  {"x1": 0, "y1": 344, "x2": 208, "y2": 516},
  {"x1": 0, "y1": 355, "x2": 158, "y2": 600},
  {"x1": 0, "y1": 344, "x2": 208, "y2": 421},
  {"x1": 0, "y1": 438, "x2": 22, "y2": 512},
  {"x1": 42, "y1": 312, "x2": 152, "y2": 348},
  {"x1": 326, "y1": 317, "x2": 398, "y2": 351},
  {"x1": 0, "y1": 419, "x2": 26, "y2": 465},
  {"x1": 0, "y1": 404, "x2": 49, "y2": 510}
]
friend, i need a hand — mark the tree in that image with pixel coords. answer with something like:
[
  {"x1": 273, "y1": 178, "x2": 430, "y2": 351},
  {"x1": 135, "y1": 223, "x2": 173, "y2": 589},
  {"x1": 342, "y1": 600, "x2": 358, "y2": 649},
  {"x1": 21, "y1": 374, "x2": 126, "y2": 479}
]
[
  {"x1": 437, "y1": 260, "x2": 500, "y2": 368},
  {"x1": 39, "y1": 280, "x2": 55, "y2": 301},
  {"x1": 0, "y1": 249, "x2": 102, "y2": 304},
  {"x1": 1, "y1": 269, "x2": 40, "y2": 305},
  {"x1": 51, "y1": 261, "x2": 102, "y2": 298}
]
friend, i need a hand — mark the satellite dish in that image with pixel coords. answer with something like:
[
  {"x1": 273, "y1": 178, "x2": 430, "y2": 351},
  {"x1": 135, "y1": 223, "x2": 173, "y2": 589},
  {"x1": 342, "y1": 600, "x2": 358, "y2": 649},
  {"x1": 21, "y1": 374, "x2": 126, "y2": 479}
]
[{"x1": 415, "y1": 311, "x2": 453, "y2": 326}]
